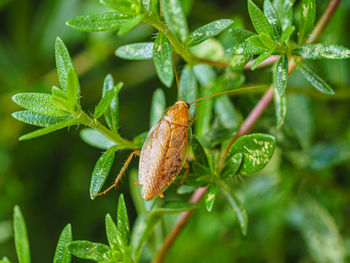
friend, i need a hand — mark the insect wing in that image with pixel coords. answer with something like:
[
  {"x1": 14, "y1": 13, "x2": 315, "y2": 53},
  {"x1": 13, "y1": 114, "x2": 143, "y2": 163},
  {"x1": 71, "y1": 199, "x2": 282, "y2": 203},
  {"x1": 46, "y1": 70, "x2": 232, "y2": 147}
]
[{"x1": 138, "y1": 118, "x2": 171, "y2": 198}]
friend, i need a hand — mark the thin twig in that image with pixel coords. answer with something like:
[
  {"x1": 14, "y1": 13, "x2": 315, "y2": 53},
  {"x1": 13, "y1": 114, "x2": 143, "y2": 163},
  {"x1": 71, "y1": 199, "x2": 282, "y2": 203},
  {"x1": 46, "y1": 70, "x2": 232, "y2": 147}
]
[{"x1": 152, "y1": 1, "x2": 342, "y2": 262}]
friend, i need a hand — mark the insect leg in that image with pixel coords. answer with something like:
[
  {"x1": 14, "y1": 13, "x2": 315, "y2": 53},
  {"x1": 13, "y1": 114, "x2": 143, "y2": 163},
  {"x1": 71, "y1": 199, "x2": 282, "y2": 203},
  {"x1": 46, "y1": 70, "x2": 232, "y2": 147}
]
[
  {"x1": 92, "y1": 150, "x2": 140, "y2": 197},
  {"x1": 180, "y1": 161, "x2": 190, "y2": 184}
]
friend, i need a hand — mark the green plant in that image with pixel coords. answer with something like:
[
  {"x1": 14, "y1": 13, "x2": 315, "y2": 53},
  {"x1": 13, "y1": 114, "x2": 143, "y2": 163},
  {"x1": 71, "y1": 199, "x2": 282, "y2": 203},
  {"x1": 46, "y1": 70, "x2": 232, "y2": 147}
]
[{"x1": 5, "y1": 0, "x2": 350, "y2": 262}]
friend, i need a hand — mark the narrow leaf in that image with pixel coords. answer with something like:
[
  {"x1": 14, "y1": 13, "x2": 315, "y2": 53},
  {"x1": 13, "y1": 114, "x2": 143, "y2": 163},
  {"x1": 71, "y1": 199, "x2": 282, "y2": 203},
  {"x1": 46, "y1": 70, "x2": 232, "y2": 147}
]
[
  {"x1": 263, "y1": 0, "x2": 282, "y2": 39},
  {"x1": 66, "y1": 12, "x2": 133, "y2": 32},
  {"x1": 251, "y1": 47, "x2": 275, "y2": 70},
  {"x1": 204, "y1": 183, "x2": 217, "y2": 212},
  {"x1": 214, "y1": 95, "x2": 239, "y2": 129},
  {"x1": 12, "y1": 93, "x2": 69, "y2": 117},
  {"x1": 13, "y1": 206, "x2": 30, "y2": 263},
  {"x1": 161, "y1": 0, "x2": 188, "y2": 42},
  {"x1": 298, "y1": 0, "x2": 316, "y2": 44},
  {"x1": 105, "y1": 214, "x2": 120, "y2": 250},
  {"x1": 227, "y1": 35, "x2": 267, "y2": 55},
  {"x1": 274, "y1": 0, "x2": 296, "y2": 29},
  {"x1": 51, "y1": 86, "x2": 68, "y2": 99},
  {"x1": 221, "y1": 153, "x2": 243, "y2": 179},
  {"x1": 117, "y1": 194, "x2": 130, "y2": 245},
  {"x1": 102, "y1": 74, "x2": 119, "y2": 133},
  {"x1": 80, "y1": 128, "x2": 115, "y2": 149},
  {"x1": 293, "y1": 44, "x2": 350, "y2": 60},
  {"x1": 115, "y1": 42, "x2": 154, "y2": 60},
  {"x1": 19, "y1": 119, "x2": 77, "y2": 141},
  {"x1": 298, "y1": 62, "x2": 335, "y2": 95},
  {"x1": 179, "y1": 65, "x2": 197, "y2": 116},
  {"x1": 90, "y1": 146, "x2": 116, "y2": 199},
  {"x1": 153, "y1": 32, "x2": 174, "y2": 87},
  {"x1": 280, "y1": 25, "x2": 295, "y2": 43},
  {"x1": 66, "y1": 69, "x2": 79, "y2": 107},
  {"x1": 274, "y1": 54, "x2": 288, "y2": 96},
  {"x1": 229, "y1": 133, "x2": 276, "y2": 175},
  {"x1": 247, "y1": 0, "x2": 275, "y2": 39},
  {"x1": 184, "y1": 19, "x2": 234, "y2": 47},
  {"x1": 290, "y1": 198, "x2": 345, "y2": 263},
  {"x1": 67, "y1": 241, "x2": 111, "y2": 261},
  {"x1": 94, "y1": 83, "x2": 121, "y2": 119},
  {"x1": 100, "y1": 0, "x2": 141, "y2": 15},
  {"x1": 55, "y1": 38, "x2": 78, "y2": 95},
  {"x1": 53, "y1": 224, "x2": 73, "y2": 263},
  {"x1": 192, "y1": 136, "x2": 209, "y2": 166},
  {"x1": 273, "y1": 85, "x2": 287, "y2": 128},
  {"x1": 118, "y1": 14, "x2": 144, "y2": 36},
  {"x1": 221, "y1": 185, "x2": 248, "y2": 235},
  {"x1": 12, "y1": 111, "x2": 72, "y2": 128},
  {"x1": 150, "y1": 88, "x2": 166, "y2": 128}
]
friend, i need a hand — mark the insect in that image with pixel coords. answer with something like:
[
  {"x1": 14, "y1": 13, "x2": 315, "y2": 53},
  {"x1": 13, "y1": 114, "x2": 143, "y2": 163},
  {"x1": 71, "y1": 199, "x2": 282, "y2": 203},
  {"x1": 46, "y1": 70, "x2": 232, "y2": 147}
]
[{"x1": 93, "y1": 84, "x2": 258, "y2": 201}]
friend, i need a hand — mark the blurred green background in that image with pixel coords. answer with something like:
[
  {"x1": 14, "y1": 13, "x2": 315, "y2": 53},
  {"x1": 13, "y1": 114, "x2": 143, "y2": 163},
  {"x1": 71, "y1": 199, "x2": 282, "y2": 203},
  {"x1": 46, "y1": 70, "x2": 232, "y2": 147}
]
[{"x1": 1, "y1": 0, "x2": 350, "y2": 262}]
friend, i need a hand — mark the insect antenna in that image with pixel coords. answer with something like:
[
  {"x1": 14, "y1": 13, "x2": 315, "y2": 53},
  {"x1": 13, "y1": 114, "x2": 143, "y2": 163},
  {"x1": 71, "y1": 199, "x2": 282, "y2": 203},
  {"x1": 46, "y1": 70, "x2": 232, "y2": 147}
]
[{"x1": 189, "y1": 85, "x2": 266, "y2": 105}]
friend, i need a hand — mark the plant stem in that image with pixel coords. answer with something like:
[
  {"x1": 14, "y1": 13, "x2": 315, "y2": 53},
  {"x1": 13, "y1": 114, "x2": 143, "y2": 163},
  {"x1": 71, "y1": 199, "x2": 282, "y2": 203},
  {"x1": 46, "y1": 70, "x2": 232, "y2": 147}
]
[
  {"x1": 76, "y1": 110, "x2": 135, "y2": 149},
  {"x1": 153, "y1": 0, "x2": 342, "y2": 262}
]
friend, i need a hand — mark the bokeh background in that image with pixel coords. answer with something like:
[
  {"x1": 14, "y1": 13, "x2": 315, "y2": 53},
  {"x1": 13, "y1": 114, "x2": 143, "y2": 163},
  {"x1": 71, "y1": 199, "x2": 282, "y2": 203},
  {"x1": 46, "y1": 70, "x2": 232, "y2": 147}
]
[{"x1": 1, "y1": 0, "x2": 350, "y2": 262}]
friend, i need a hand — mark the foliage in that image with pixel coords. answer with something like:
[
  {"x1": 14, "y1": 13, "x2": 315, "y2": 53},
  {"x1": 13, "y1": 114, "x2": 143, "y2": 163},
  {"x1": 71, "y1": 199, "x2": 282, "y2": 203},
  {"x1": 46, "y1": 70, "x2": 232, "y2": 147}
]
[{"x1": 2, "y1": 0, "x2": 350, "y2": 262}]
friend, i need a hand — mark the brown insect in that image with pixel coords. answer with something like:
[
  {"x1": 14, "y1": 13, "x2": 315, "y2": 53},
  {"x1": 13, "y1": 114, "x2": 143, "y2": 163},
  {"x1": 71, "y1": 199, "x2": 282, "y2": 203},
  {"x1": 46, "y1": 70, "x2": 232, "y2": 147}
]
[{"x1": 93, "y1": 85, "x2": 258, "y2": 201}]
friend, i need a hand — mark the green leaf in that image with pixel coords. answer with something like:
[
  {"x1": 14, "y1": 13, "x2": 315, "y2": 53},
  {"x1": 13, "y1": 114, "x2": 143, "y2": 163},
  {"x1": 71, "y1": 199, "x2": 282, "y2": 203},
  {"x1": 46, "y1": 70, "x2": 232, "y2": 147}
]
[
  {"x1": 50, "y1": 97, "x2": 73, "y2": 113},
  {"x1": 273, "y1": 0, "x2": 296, "y2": 30},
  {"x1": 297, "y1": 62, "x2": 335, "y2": 95},
  {"x1": 66, "y1": 69, "x2": 80, "y2": 107},
  {"x1": 263, "y1": 0, "x2": 282, "y2": 39},
  {"x1": 66, "y1": 12, "x2": 132, "y2": 32},
  {"x1": 251, "y1": 47, "x2": 275, "y2": 70},
  {"x1": 118, "y1": 14, "x2": 144, "y2": 36},
  {"x1": 153, "y1": 33, "x2": 174, "y2": 87},
  {"x1": 161, "y1": 0, "x2": 188, "y2": 42},
  {"x1": 221, "y1": 153, "x2": 243, "y2": 179},
  {"x1": 13, "y1": 206, "x2": 30, "y2": 263},
  {"x1": 247, "y1": 0, "x2": 275, "y2": 39},
  {"x1": 115, "y1": 42, "x2": 154, "y2": 60},
  {"x1": 229, "y1": 28, "x2": 255, "y2": 45},
  {"x1": 12, "y1": 93, "x2": 69, "y2": 117},
  {"x1": 51, "y1": 86, "x2": 68, "y2": 99},
  {"x1": 102, "y1": 75, "x2": 119, "y2": 133},
  {"x1": 150, "y1": 88, "x2": 166, "y2": 128},
  {"x1": 105, "y1": 214, "x2": 121, "y2": 250},
  {"x1": 259, "y1": 32, "x2": 276, "y2": 48},
  {"x1": 12, "y1": 110, "x2": 72, "y2": 127},
  {"x1": 80, "y1": 128, "x2": 115, "y2": 149},
  {"x1": 280, "y1": 25, "x2": 295, "y2": 43},
  {"x1": 297, "y1": 0, "x2": 316, "y2": 44},
  {"x1": 117, "y1": 194, "x2": 130, "y2": 245},
  {"x1": 192, "y1": 136, "x2": 208, "y2": 166},
  {"x1": 274, "y1": 54, "x2": 288, "y2": 96},
  {"x1": 94, "y1": 83, "x2": 122, "y2": 119},
  {"x1": 18, "y1": 119, "x2": 78, "y2": 141},
  {"x1": 204, "y1": 183, "x2": 217, "y2": 212},
  {"x1": 0, "y1": 257, "x2": 11, "y2": 263},
  {"x1": 133, "y1": 132, "x2": 148, "y2": 148},
  {"x1": 53, "y1": 224, "x2": 72, "y2": 263},
  {"x1": 273, "y1": 85, "x2": 287, "y2": 128},
  {"x1": 221, "y1": 184, "x2": 248, "y2": 235},
  {"x1": 67, "y1": 241, "x2": 111, "y2": 261},
  {"x1": 229, "y1": 133, "x2": 276, "y2": 175},
  {"x1": 55, "y1": 38, "x2": 78, "y2": 95},
  {"x1": 100, "y1": 0, "x2": 141, "y2": 15},
  {"x1": 214, "y1": 95, "x2": 239, "y2": 129},
  {"x1": 90, "y1": 146, "x2": 117, "y2": 199},
  {"x1": 184, "y1": 19, "x2": 234, "y2": 47},
  {"x1": 289, "y1": 198, "x2": 345, "y2": 263},
  {"x1": 293, "y1": 44, "x2": 350, "y2": 60},
  {"x1": 227, "y1": 35, "x2": 267, "y2": 55},
  {"x1": 179, "y1": 65, "x2": 197, "y2": 116}
]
